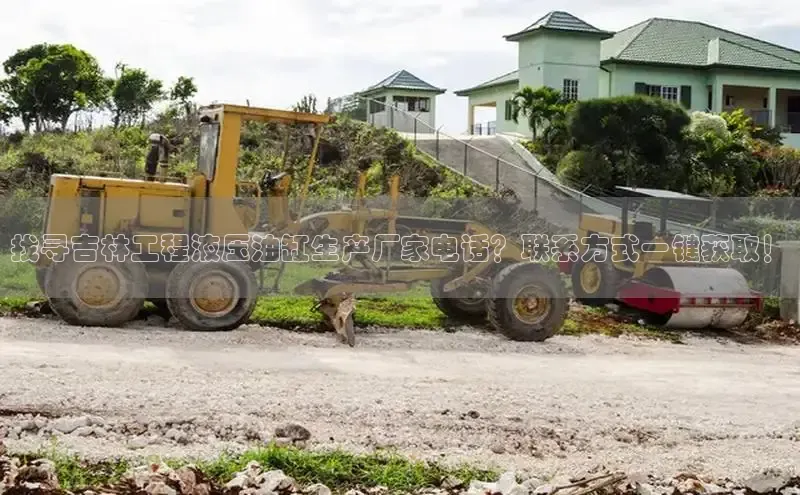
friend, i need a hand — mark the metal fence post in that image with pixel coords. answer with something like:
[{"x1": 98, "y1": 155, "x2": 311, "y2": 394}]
[
  {"x1": 463, "y1": 143, "x2": 468, "y2": 176},
  {"x1": 435, "y1": 130, "x2": 440, "y2": 161},
  {"x1": 414, "y1": 119, "x2": 417, "y2": 147},
  {"x1": 534, "y1": 175, "x2": 539, "y2": 215},
  {"x1": 495, "y1": 157, "x2": 500, "y2": 192}
]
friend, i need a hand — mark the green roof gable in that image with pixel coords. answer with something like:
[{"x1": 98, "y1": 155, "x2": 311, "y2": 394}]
[
  {"x1": 454, "y1": 69, "x2": 519, "y2": 96},
  {"x1": 505, "y1": 11, "x2": 613, "y2": 41},
  {"x1": 359, "y1": 70, "x2": 446, "y2": 97},
  {"x1": 601, "y1": 18, "x2": 800, "y2": 72}
]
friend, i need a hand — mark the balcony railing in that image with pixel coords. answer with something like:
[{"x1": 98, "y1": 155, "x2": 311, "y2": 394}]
[
  {"x1": 721, "y1": 108, "x2": 800, "y2": 133},
  {"x1": 471, "y1": 121, "x2": 497, "y2": 136},
  {"x1": 744, "y1": 109, "x2": 771, "y2": 127}
]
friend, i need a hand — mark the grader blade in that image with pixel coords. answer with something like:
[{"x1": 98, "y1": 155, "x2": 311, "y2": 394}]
[{"x1": 317, "y1": 293, "x2": 356, "y2": 347}]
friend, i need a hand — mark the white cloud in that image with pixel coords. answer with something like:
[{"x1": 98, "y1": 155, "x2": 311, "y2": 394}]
[{"x1": 1, "y1": 0, "x2": 799, "y2": 133}]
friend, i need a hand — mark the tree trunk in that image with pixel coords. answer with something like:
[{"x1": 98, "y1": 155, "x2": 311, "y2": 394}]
[{"x1": 60, "y1": 113, "x2": 71, "y2": 132}]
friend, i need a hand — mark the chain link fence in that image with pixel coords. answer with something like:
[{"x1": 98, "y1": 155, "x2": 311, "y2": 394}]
[{"x1": 331, "y1": 94, "x2": 789, "y2": 297}]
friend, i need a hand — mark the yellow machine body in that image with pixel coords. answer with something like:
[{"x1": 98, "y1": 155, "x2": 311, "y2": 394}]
[{"x1": 575, "y1": 212, "x2": 692, "y2": 278}]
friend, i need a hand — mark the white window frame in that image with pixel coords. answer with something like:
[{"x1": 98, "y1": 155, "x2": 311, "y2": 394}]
[
  {"x1": 504, "y1": 100, "x2": 514, "y2": 121},
  {"x1": 661, "y1": 86, "x2": 679, "y2": 102},
  {"x1": 649, "y1": 85, "x2": 679, "y2": 102},
  {"x1": 562, "y1": 79, "x2": 579, "y2": 101}
]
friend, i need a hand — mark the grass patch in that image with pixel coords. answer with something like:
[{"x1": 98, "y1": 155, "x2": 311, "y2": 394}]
[
  {"x1": 251, "y1": 296, "x2": 447, "y2": 329},
  {"x1": 0, "y1": 295, "x2": 32, "y2": 314},
  {"x1": 0, "y1": 253, "x2": 39, "y2": 297},
  {"x1": 17, "y1": 445, "x2": 497, "y2": 493}
]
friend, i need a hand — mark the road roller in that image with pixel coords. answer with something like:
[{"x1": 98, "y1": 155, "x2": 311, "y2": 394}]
[{"x1": 559, "y1": 186, "x2": 763, "y2": 329}]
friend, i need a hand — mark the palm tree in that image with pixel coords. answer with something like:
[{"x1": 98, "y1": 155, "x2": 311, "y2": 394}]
[{"x1": 510, "y1": 86, "x2": 566, "y2": 139}]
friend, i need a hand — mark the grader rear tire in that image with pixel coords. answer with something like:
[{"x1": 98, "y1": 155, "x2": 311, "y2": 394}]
[
  {"x1": 166, "y1": 260, "x2": 258, "y2": 332},
  {"x1": 430, "y1": 261, "x2": 513, "y2": 322},
  {"x1": 45, "y1": 255, "x2": 148, "y2": 327},
  {"x1": 487, "y1": 262, "x2": 568, "y2": 342},
  {"x1": 430, "y1": 277, "x2": 488, "y2": 321}
]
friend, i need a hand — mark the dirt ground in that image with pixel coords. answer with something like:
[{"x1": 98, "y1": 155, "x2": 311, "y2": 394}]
[{"x1": 1, "y1": 317, "x2": 799, "y2": 482}]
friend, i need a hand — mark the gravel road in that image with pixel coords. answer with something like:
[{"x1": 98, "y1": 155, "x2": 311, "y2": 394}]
[{"x1": 1, "y1": 316, "x2": 799, "y2": 482}]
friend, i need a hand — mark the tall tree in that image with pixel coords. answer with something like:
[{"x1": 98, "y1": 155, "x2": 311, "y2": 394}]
[
  {"x1": 510, "y1": 86, "x2": 566, "y2": 139},
  {"x1": 0, "y1": 43, "x2": 108, "y2": 131},
  {"x1": 109, "y1": 63, "x2": 164, "y2": 128},
  {"x1": 169, "y1": 76, "x2": 197, "y2": 116}
]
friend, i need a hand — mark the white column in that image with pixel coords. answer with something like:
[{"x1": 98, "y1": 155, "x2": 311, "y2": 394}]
[
  {"x1": 769, "y1": 87, "x2": 777, "y2": 127},
  {"x1": 711, "y1": 80, "x2": 724, "y2": 113}
]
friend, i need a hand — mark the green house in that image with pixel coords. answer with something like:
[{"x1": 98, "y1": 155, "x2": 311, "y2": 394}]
[
  {"x1": 455, "y1": 11, "x2": 800, "y2": 147},
  {"x1": 358, "y1": 70, "x2": 446, "y2": 133}
]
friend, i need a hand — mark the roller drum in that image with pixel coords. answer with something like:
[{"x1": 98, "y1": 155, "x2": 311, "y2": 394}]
[{"x1": 640, "y1": 266, "x2": 751, "y2": 329}]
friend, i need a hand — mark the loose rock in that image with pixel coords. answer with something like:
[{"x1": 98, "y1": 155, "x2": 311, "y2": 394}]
[
  {"x1": 274, "y1": 423, "x2": 311, "y2": 443},
  {"x1": 52, "y1": 416, "x2": 91, "y2": 434},
  {"x1": 304, "y1": 483, "x2": 332, "y2": 495}
]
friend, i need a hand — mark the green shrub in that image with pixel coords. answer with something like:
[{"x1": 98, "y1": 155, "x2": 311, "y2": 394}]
[
  {"x1": 728, "y1": 215, "x2": 800, "y2": 240},
  {"x1": 567, "y1": 95, "x2": 690, "y2": 189},
  {"x1": 521, "y1": 138, "x2": 560, "y2": 173},
  {"x1": 556, "y1": 150, "x2": 612, "y2": 190}
]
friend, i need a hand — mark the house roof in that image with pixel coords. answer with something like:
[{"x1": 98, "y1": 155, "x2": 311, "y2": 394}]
[
  {"x1": 505, "y1": 11, "x2": 613, "y2": 41},
  {"x1": 601, "y1": 18, "x2": 800, "y2": 72},
  {"x1": 456, "y1": 15, "x2": 800, "y2": 98},
  {"x1": 454, "y1": 69, "x2": 519, "y2": 96},
  {"x1": 359, "y1": 70, "x2": 446, "y2": 96}
]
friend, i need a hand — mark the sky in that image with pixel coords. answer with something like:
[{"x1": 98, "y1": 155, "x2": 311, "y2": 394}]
[{"x1": 2, "y1": 0, "x2": 800, "y2": 134}]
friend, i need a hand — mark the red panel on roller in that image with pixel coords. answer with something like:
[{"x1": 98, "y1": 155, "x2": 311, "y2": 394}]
[
  {"x1": 616, "y1": 280, "x2": 681, "y2": 315},
  {"x1": 557, "y1": 253, "x2": 574, "y2": 274}
]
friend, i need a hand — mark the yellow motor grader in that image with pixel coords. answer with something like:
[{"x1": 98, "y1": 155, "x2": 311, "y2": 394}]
[{"x1": 32, "y1": 103, "x2": 569, "y2": 344}]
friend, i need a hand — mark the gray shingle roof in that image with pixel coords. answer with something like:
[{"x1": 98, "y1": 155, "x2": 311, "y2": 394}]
[
  {"x1": 454, "y1": 69, "x2": 519, "y2": 96},
  {"x1": 359, "y1": 70, "x2": 445, "y2": 96},
  {"x1": 505, "y1": 11, "x2": 613, "y2": 41},
  {"x1": 601, "y1": 18, "x2": 800, "y2": 71}
]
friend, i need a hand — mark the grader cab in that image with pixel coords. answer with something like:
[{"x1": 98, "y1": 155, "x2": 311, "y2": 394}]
[{"x1": 32, "y1": 103, "x2": 570, "y2": 344}]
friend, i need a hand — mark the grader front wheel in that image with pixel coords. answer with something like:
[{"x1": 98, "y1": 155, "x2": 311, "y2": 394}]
[
  {"x1": 45, "y1": 255, "x2": 148, "y2": 327},
  {"x1": 487, "y1": 262, "x2": 568, "y2": 342},
  {"x1": 165, "y1": 261, "x2": 258, "y2": 332}
]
